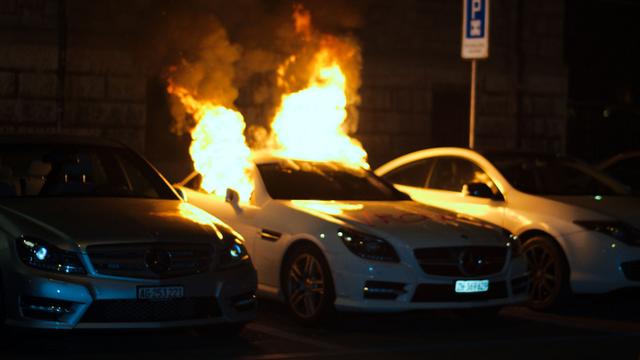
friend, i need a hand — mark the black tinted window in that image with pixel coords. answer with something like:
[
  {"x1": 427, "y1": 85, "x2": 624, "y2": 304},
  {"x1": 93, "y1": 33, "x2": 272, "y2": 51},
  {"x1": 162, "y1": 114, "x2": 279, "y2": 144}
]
[
  {"x1": 383, "y1": 159, "x2": 433, "y2": 187},
  {"x1": 487, "y1": 154, "x2": 628, "y2": 196},
  {"x1": 258, "y1": 161, "x2": 410, "y2": 201},
  {"x1": 428, "y1": 157, "x2": 495, "y2": 193},
  {"x1": 0, "y1": 144, "x2": 177, "y2": 199}
]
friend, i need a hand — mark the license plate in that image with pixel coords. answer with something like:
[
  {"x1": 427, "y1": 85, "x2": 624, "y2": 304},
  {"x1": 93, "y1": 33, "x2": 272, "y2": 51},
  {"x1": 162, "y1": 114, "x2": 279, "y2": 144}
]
[
  {"x1": 455, "y1": 280, "x2": 489, "y2": 293},
  {"x1": 137, "y1": 286, "x2": 184, "y2": 300}
]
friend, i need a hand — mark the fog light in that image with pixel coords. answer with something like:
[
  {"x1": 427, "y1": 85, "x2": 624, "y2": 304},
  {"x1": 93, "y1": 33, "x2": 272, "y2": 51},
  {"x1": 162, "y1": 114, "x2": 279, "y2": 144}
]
[
  {"x1": 230, "y1": 293, "x2": 256, "y2": 311},
  {"x1": 20, "y1": 296, "x2": 74, "y2": 321},
  {"x1": 363, "y1": 281, "x2": 406, "y2": 300}
]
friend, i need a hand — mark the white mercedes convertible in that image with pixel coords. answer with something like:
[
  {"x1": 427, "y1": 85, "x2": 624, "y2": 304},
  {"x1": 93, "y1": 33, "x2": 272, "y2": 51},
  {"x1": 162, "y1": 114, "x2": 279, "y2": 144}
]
[{"x1": 176, "y1": 154, "x2": 529, "y2": 322}]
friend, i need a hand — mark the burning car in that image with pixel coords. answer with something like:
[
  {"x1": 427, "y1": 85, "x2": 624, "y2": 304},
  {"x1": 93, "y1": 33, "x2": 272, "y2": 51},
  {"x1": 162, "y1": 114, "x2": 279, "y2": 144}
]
[
  {"x1": 176, "y1": 154, "x2": 529, "y2": 322},
  {"x1": 0, "y1": 136, "x2": 256, "y2": 331}
]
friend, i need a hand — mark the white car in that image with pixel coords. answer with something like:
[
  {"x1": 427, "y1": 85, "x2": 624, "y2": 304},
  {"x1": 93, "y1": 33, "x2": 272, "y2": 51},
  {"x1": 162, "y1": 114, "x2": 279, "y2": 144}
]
[
  {"x1": 176, "y1": 154, "x2": 528, "y2": 322},
  {"x1": 376, "y1": 147, "x2": 640, "y2": 309}
]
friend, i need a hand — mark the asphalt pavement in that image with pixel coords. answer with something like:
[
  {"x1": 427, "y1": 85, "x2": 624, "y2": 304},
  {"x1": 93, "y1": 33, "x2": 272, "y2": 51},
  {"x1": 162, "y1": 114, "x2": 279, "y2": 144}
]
[{"x1": 2, "y1": 294, "x2": 640, "y2": 360}]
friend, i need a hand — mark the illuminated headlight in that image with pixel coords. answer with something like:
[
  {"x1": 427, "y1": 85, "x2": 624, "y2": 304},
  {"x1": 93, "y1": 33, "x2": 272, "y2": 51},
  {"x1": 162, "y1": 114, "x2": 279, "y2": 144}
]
[
  {"x1": 16, "y1": 237, "x2": 86, "y2": 275},
  {"x1": 219, "y1": 233, "x2": 250, "y2": 269},
  {"x1": 574, "y1": 221, "x2": 640, "y2": 246},
  {"x1": 337, "y1": 228, "x2": 399, "y2": 263}
]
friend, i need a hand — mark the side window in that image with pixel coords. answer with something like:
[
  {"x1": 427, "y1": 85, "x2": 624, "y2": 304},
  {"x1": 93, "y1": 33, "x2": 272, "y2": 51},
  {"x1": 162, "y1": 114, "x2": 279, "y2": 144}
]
[
  {"x1": 428, "y1": 157, "x2": 496, "y2": 193},
  {"x1": 117, "y1": 155, "x2": 160, "y2": 198},
  {"x1": 184, "y1": 173, "x2": 203, "y2": 191},
  {"x1": 383, "y1": 159, "x2": 433, "y2": 187}
]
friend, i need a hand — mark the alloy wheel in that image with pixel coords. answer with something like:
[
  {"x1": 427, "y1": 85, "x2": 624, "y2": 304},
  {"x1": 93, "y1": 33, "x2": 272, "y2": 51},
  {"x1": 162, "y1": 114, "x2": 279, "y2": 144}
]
[
  {"x1": 525, "y1": 240, "x2": 562, "y2": 308},
  {"x1": 286, "y1": 253, "x2": 326, "y2": 319}
]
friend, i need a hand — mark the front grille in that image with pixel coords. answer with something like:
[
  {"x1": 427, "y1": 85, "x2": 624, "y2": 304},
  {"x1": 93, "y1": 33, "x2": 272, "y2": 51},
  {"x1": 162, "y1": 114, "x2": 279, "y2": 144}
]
[
  {"x1": 80, "y1": 297, "x2": 221, "y2": 323},
  {"x1": 87, "y1": 243, "x2": 213, "y2": 279},
  {"x1": 414, "y1": 246, "x2": 507, "y2": 277},
  {"x1": 412, "y1": 281, "x2": 507, "y2": 302}
]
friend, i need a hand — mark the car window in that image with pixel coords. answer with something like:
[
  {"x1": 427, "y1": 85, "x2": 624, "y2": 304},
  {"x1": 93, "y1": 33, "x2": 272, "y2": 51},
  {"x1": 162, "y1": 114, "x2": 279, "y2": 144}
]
[
  {"x1": 258, "y1": 160, "x2": 410, "y2": 201},
  {"x1": 427, "y1": 157, "x2": 496, "y2": 193},
  {"x1": 0, "y1": 144, "x2": 177, "y2": 199},
  {"x1": 183, "y1": 173, "x2": 203, "y2": 191},
  {"x1": 383, "y1": 158, "x2": 434, "y2": 187},
  {"x1": 487, "y1": 153, "x2": 629, "y2": 196}
]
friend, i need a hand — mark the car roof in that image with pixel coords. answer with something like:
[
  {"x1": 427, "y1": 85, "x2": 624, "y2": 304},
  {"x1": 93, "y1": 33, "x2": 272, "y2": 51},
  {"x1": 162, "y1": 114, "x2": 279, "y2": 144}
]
[
  {"x1": 479, "y1": 149, "x2": 562, "y2": 159},
  {"x1": 0, "y1": 134, "x2": 126, "y2": 148}
]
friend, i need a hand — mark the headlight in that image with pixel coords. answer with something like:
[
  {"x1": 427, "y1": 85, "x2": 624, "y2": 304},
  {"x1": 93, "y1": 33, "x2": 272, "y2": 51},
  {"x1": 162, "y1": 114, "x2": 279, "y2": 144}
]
[
  {"x1": 219, "y1": 232, "x2": 250, "y2": 269},
  {"x1": 16, "y1": 237, "x2": 86, "y2": 274},
  {"x1": 574, "y1": 221, "x2": 640, "y2": 246},
  {"x1": 337, "y1": 228, "x2": 399, "y2": 263}
]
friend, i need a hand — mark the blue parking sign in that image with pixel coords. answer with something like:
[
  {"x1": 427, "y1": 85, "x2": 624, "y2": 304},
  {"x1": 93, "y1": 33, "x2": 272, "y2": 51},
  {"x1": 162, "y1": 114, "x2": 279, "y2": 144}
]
[{"x1": 462, "y1": 0, "x2": 490, "y2": 59}]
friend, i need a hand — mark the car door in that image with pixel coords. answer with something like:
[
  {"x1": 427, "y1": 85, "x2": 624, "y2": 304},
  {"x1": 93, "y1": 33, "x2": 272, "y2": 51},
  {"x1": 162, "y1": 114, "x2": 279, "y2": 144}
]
[{"x1": 389, "y1": 156, "x2": 505, "y2": 227}]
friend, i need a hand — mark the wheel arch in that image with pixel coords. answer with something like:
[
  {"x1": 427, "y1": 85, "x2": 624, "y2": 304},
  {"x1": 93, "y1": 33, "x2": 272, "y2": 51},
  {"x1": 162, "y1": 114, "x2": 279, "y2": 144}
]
[
  {"x1": 278, "y1": 238, "x2": 333, "y2": 294},
  {"x1": 518, "y1": 229, "x2": 572, "y2": 277}
]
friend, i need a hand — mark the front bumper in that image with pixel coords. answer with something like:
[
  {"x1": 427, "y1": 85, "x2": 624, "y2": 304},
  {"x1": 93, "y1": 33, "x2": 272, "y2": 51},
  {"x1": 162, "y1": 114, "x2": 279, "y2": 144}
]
[
  {"x1": 563, "y1": 231, "x2": 640, "y2": 294},
  {"x1": 2, "y1": 263, "x2": 257, "y2": 330},
  {"x1": 330, "y1": 251, "x2": 529, "y2": 312}
]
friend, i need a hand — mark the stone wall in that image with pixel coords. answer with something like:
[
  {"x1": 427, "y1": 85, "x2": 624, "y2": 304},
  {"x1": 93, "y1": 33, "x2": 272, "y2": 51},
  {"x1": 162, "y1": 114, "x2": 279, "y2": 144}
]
[
  {"x1": 356, "y1": 0, "x2": 568, "y2": 167},
  {"x1": 0, "y1": 0, "x2": 147, "y2": 152},
  {"x1": 0, "y1": 0, "x2": 568, "y2": 170}
]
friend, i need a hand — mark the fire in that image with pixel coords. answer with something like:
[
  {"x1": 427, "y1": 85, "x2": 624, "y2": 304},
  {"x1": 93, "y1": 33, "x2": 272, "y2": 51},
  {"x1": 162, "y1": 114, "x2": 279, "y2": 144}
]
[
  {"x1": 167, "y1": 82, "x2": 254, "y2": 202},
  {"x1": 268, "y1": 5, "x2": 368, "y2": 169},
  {"x1": 168, "y1": 4, "x2": 367, "y2": 201},
  {"x1": 270, "y1": 49, "x2": 368, "y2": 168}
]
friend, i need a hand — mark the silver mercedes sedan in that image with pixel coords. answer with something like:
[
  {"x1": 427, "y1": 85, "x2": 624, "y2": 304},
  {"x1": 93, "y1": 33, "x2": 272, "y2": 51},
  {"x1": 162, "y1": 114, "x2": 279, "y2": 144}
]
[{"x1": 0, "y1": 136, "x2": 257, "y2": 331}]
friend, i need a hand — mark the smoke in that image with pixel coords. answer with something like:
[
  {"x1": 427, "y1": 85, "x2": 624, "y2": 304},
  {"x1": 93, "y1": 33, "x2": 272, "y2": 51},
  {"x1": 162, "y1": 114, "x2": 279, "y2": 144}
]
[{"x1": 142, "y1": 0, "x2": 367, "y2": 139}]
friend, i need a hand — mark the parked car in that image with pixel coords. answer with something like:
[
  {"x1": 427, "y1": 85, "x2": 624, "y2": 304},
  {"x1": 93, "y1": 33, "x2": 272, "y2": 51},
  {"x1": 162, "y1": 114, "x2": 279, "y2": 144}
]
[
  {"x1": 176, "y1": 153, "x2": 529, "y2": 322},
  {"x1": 376, "y1": 147, "x2": 640, "y2": 309},
  {"x1": 0, "y1": 136, "x2": 257, "y2": 331},
  {"x1": 598, "y1": 151, "x2": 640, "y2": 192}
]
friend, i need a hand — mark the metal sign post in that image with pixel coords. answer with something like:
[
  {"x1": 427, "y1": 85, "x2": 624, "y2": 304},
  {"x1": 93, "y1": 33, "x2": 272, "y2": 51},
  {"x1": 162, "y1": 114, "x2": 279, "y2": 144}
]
[{"x1": 461, "y1": 0, "x2": 489, "y2": 149}]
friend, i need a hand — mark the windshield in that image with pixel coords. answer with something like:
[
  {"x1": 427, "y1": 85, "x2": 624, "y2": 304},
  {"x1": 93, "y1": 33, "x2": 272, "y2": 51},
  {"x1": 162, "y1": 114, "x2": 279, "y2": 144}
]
[
  {"x1": 0, "y1": 144, "x2": 177, "y2": 199},
  {"x1": 258, "y1": 160, "x2": 410, "y2": 201},
  {"x1": 486, "y1": 153, "x2": 630, "y2": 196}
]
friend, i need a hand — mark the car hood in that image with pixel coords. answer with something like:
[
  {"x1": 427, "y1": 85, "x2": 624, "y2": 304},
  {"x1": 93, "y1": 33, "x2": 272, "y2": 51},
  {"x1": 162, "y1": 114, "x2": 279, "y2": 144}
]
[
  {"x1": 0, "y1": 198, "x2": 226, "y2": 248},
  {"x1": 543, "y1": 195, "x2": 640, "y2": 227},
  {"x1": 287, "y1": 200, "x2": 507, "y2": 248}
]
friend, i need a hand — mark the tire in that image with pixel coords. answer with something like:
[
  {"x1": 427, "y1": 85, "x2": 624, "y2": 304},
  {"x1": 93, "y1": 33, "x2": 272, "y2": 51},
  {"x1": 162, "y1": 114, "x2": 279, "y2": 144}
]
[
  {"x1": 522, "y1": 235, "x2": 571, "y2": 310},
  {"x1": 282, "y1": 244, "x2": 335, "y2": 324}
]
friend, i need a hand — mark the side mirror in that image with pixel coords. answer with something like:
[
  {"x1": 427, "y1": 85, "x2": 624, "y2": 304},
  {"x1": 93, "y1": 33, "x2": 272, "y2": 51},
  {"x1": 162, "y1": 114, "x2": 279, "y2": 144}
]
[
  {"x1": 225, "y1": 188, "x2": 243, "y2": 214},
  {"x1": 462, "y1": 182, "x2": 504, "y2": 201},
  {"x1": 225, "y1": 188, "x2": 240, "y2": 206}
]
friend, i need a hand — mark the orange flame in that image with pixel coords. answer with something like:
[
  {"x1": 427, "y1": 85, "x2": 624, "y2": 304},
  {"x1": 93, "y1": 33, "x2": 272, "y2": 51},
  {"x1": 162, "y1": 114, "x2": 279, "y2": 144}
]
[
  {"x1": 168, "y1": 4, "x2": 367, "y2": 200},
  {"x1": 167, "y1": 82, "x2": 254, "y2": 202},
  {"x1": 268, "y1": 4, "x2": 368, "y2": 169},
  {"x1": 270, "y1": 49, "x2": 368, "y2": 168}
]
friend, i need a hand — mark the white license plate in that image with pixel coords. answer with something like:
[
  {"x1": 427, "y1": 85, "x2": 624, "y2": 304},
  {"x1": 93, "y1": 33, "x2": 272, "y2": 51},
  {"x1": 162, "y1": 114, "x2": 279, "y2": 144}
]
[
  {"x1": 455, "y1": 280, "x2": 489, "y2": 293},
  {"x1": 137, "y1": 286, "x2": 184, "y2": 300}
]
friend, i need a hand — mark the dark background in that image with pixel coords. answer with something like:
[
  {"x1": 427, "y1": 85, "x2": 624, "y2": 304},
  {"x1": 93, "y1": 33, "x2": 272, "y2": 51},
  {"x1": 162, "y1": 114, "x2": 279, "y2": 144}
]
[{"x1": 0, "y1": 0, "x2": 638, "y2": 181}]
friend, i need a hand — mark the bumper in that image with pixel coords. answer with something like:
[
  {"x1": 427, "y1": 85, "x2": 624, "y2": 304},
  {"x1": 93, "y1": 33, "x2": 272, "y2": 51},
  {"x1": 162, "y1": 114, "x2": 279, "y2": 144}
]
[
  {"x1": 564, "y1": 231, "x2": 640, "y2": 294},
  {"x1": 2, "y1": 263, "x2": 257, "y2": 330},
  {"x1": 330, "y1": 251, "x2": 529, "y2": 312}
]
